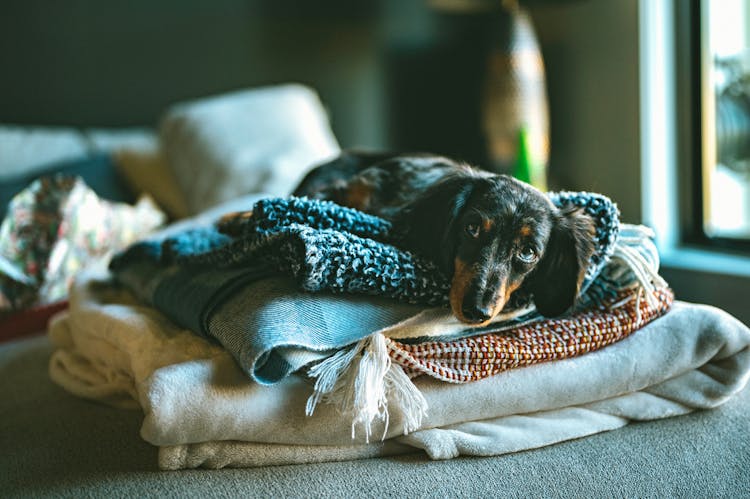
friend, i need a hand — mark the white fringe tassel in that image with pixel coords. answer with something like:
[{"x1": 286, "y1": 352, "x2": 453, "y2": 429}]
[
  {"x1": 306, "y1": 332, "x2": 428, "y2": 443},
  {"x1": 305, "y1": 343, "x2": 361, "y2": 417},
  {"x1": 608, "y1": 224, "x2": 669, "y2": 320}
]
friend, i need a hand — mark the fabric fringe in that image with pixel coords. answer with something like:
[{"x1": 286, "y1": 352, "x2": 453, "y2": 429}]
[
  {"x1": 382, "y1": 350, "x2": 429, "y2": 436},
  {"x1": 606, "y1": 225, "x2": 668, "y2": 320},
  {"x1": 306, "y1": 332, "x2": 428, "y2": 442},
  {"x1": 579, "y1": 224, "x2": 667, "y2": 315},
  {"x1": 305, "y1": 344, "x2": 361, "y2": 417}
]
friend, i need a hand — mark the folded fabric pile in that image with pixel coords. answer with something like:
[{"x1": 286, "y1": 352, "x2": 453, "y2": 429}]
[
  {"x1": 47, "y1": 192, "x2": 750, "y2": 469},
  {"x1": 107, "y1": 193, "x2": 666, "y2": 432},
  {"x1": 49, "y1": 271, "x2": 750, "y2": 469}
]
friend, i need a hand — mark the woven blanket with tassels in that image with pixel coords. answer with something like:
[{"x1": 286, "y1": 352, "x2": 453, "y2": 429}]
[{"x1": 389, "y1": 287, "x2": 674, "y2": 383}]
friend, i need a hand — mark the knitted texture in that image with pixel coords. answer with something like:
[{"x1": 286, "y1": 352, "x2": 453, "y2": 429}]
[
  {"x1": 388, "y1": 286, "x2": 674, "y2": 383},
  {"x1": 112, "y1": 194, "x2": 620, "y2": 310},
  {"x1": 548, "y1": 191, "x2": 620, "y2": 292},
  {"x1": 218, "y1": 197, "x2": 393, "y2": 240}
]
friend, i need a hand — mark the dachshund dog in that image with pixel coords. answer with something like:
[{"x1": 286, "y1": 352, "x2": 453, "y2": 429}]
[{"x1": 293, "y1": 151, "x2": 596, "y2": 326}]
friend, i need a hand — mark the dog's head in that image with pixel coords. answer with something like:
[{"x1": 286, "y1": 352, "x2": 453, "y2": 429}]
[{"x1": 397, "y1": 173, "x2": 596, "y2": 325}]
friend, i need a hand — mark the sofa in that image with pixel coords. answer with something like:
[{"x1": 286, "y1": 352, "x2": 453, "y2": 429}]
[{"x1": 2, "y1": 87, "x2": 749, "y2": 498}]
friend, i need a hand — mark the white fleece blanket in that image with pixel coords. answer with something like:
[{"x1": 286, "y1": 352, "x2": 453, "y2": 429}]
[{"x1": 48, "y1": 272, "x2": 750, "y2": 470}]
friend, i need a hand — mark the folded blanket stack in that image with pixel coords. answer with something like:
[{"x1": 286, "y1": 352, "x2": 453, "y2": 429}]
[
  {"x1": 49, "y1": 275, "x2": 750, "y2": 470},
  {"x1": 47, "y1": 192, "x2": 750, "y2": 469},
  {"x1": 109, "y1": 193, "x2": 667, "y2": 435}
]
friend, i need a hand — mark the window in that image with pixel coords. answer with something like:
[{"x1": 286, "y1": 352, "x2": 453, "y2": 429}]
[
  {"x1": 640, "y1": 0, "x2": 750, "y2": 273},
  {"x1": 697, "y1": 0, "x2": 750, "y2": 244}
]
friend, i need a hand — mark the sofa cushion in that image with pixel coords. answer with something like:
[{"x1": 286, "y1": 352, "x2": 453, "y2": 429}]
[{"x1": 160, "y1": 84, "x2": 340, "y2": 214}]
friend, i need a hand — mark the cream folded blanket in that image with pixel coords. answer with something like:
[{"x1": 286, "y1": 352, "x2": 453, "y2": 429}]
[{"x1": 48, "y1": 272, "x2": 750, "y2": 469}]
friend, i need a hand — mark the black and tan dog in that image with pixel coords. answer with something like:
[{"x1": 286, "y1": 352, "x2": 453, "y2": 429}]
[{"x1": 292, "y1": 150, "x2": 596, "y2": 326}]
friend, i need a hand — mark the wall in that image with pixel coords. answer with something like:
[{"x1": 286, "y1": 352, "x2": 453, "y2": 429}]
[
  {"x1": 1, "y1": 0, "x2": 642, "y2": 191},
  {"x1": 0, "y1": 0, "x2": 388, "y2": 148},
  {"x1": 0, "y1": 0, "x2": 492, "y2": 162},
  {"x1": 531, "y1": 0, "x2": 642, "y2": 224}
]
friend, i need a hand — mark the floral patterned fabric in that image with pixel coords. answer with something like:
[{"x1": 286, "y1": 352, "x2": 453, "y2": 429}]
[{"x1": 0, "y1": 174, "x2": 165, "y2": 314}]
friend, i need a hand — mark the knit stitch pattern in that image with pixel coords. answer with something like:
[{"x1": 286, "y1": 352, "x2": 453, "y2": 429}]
[
  {"x1": 548, "y1": 191, "x2": 620, "y2": 291},
  {"x1": 111, "y1": 193, "x2": 620, "y2": 309}
]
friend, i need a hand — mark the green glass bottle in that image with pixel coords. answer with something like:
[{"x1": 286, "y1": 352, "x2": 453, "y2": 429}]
[{"x1": 513, "y1": 127, "x2": 547, "y2": 191}]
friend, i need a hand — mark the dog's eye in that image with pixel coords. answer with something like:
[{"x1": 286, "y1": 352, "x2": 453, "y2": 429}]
[
  {"x1": 517, "y1": 246, "x2": 538, "y2": 264},
  {"x1": 465, "y1": 222, "x2": 481, "y2": 239}
]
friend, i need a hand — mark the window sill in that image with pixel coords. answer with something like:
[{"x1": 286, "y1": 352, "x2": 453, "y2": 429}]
[
  {"x1": 659, "y1": 245, "x2": 750, "y2": 278},
  {"x1": 657, "y1": 245, "x2": 750, "y2": 325}
]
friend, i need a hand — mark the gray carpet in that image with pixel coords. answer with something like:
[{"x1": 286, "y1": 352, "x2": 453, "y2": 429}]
[{"x1": 2, "y1": 334, "x2": 748, "y2": 498}]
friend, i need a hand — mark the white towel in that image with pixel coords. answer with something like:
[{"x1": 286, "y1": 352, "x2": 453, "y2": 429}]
[
  {"x1": 160, "y1": 84, "x2": 340, "y2": 214},
  {"x1": 48, "y1": 272, "x2": 750, "y2": 469}
]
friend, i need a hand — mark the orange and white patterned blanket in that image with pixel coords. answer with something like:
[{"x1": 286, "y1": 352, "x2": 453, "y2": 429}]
[{"x1": 388, "y1": 287, "x2": 674, "y2": 383}]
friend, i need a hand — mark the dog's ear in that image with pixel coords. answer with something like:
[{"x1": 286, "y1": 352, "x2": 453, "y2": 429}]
[
  {"x1": 530, "y1": 207, "x2": 596, "y2": 317},
  {"x1": 394, "y1": 174, "x2": 477, "y2": 272}
]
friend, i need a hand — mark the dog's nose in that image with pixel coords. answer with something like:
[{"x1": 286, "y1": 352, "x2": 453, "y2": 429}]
[{"x1": 461, "y1": 303, "x2": 493, "y2": 324}]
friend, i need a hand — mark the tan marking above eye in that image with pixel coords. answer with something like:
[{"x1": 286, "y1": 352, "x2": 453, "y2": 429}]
[
  {"x1": 519, "y1": 225, "x2": 532, "y2": 237},
  {"x1": 482, "y1": 218, "x2": 493, "y2": 232}
]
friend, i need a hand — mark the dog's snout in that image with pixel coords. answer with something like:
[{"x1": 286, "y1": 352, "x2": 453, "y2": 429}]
[
  {"x1": 460, "y1": 303, "x2": 494, "y2": 324},
  {"x1": 451, "y1": 257, "x2": 511, "y2": 325},
  {"x1": 459, "y1": 274, "x2": 508, "y2": 325}
]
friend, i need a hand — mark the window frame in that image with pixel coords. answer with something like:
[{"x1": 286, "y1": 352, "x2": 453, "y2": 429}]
[
  {"x1": 640, "y1": 0, "x2": 750, "y2": 276},
  {"x1": 686, "y1": 0, "x2": 750, "y2": 253}
]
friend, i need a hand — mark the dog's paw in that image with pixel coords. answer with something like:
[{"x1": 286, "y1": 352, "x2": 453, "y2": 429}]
[{"x1": 217, "y1": 210, "x2": 254, "y2": 236}]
